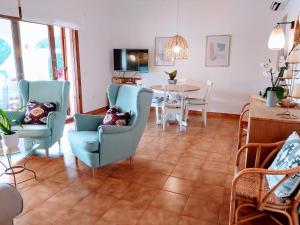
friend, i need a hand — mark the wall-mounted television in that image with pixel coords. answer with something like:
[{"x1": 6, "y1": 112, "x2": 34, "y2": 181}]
[{"x1": 113, "y1": 49, "x2": 149, "y2": 72}]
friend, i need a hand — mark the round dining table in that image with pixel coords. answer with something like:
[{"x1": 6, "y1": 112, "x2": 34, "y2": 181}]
[
  {"x1": 150, "y1": 84, "x2": 201, "y2": 128},
  {"x1": 150, "y1": 84, "x2": 200, "y2": 93}
]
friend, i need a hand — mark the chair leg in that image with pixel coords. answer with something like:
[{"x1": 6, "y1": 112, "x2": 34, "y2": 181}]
[
  {"x1": 229, "y1": 195, "x2": 236, "y2": 225},
  {"x1": 75, "y1": 156, "x2": 78, "y2": 165},
  {"x1": 45, "y1": 148, "x2": 49, "y2": 159},
  {"x1": 202, "y1": 109, "x2": 207, "y2": 127},
  {"x1": 162, "y1": 109, "x2": 166, "y2": 131},
  {"x1": 92, "y1": 168, "x2": 95, "y2": 177},
  {"x1": 129, "y1": 157, "x2": 132, "y2": 165},
  {"x1": 58, "y1": 139, "x2": 62, "y2": 155},
  {"x1": 291, "y1": 202, "x2": 300, "y2": 225},
  {"x1": 155, "y1": 106, "x2": 161, "y2": 125},
  {"x1": 184, "y1": 107, "x2": 189, "y2": 122}
]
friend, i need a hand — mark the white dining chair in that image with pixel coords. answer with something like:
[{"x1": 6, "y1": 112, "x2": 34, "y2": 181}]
[
  {"x1": 161, "y1": 80, "x2": 186, "y2": 131},
  {"x1": 184, "y1": 80, "x2": 213, "y2": 127}
]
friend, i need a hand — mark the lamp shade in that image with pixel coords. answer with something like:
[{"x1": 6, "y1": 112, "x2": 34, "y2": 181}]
[
  {"x1": 165, "y1": 35, "x2": 189, "y2": 60},
  {"x1": 268, "y1": 25, "x2": 286, "y2": 50},
  {"x1": 292, "y1": 83, "x2": 300, "y2": 99}
]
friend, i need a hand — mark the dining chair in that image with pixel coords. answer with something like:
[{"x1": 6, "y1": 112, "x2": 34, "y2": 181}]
[
  {"x1": 237, "y1": 102, "x2": 250, "y2": 150},
  {"x1": 161, "y1": 84, "x2": 185, "y2": 131},
  {"x1": 184, "y1": 80, "x2": 213, "y2": 127}
]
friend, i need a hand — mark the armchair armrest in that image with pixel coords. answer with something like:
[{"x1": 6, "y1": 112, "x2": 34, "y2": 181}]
[
  {"x1": 5, "y1": 111, "x2": 25, "y2": 124},
  {"x1": 98, "y1": 125, "x2": 132, "y2": 134},
  {"x1": 47, "y1": 111, "x2": 65, "y2": 128},
  {"x1": 235, "y1": 141, "x2": 284, "y2": 172},
  {"x1": 74, "y1": 114, "x2": 105, "y2": 131}
]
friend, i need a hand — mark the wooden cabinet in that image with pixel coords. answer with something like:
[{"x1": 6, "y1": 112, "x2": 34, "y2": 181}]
[{"x1": 246, "y1": 96, "x2": 300, "y2": 166}]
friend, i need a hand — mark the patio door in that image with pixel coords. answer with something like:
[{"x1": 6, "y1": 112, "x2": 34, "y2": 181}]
[{"x1": 0, "y1": 18, "x2": 82, "y2": 116}]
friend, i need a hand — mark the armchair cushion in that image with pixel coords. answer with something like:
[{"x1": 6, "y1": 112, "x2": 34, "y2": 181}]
[
  {"x1": 266, "y1": 131, "x2": 300, "y2": 198},
  {"x1": 23, "y1": 100, "x2": 57, "y2": 125},
  {"x1": 12, "y1": 125, "x2": 51, "y2": 138},
  {"x1": 68, "y1": 131, "x2": 99, "y2": 152},
  {"x1": 102, "y1": 106, "x2": 131, "y2": 126}
]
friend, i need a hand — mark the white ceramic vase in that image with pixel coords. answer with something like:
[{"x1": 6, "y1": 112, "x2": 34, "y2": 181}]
[{"x1": 3, "y1": 132, "x2": 19, "y2": 149}]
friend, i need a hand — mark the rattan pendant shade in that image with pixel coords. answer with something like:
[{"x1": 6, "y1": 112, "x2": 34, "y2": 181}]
[{"x1": 165, "y1": 35, "x2": 189, "y2": 60}]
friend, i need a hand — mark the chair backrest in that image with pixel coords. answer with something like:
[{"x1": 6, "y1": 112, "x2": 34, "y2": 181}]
[
  {"x1": 18, "y1": 80, "x2": 70, "y2": 114},
  {"x1": 107, "y1": 84, "x2": 153, "y2": 126},
  {"x1": 203, "y1": 80, "x2": 213, "y2": 103}
]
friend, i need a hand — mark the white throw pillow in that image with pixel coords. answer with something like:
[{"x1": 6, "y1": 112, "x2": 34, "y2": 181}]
[{"x1": 266, "y1": 131, "x2": 300, "y2": 198}]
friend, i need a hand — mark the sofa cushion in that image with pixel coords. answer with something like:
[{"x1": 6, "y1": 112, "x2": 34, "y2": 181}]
[
  {"x1": 266, "y1": 131, "x2": 300, "y2": 198},
  {"x1": 23, "y1": 100, "x2": 56, "y2": 125},
  {"x1": 102, "y1": 106, "x2": 131, "y2": 126},
  {"x1": 68, "y1": 131, "x2": 99, "y2": 152},
  {"x1": 12, "y1": 125, "x2": 51, "y2": 138}
]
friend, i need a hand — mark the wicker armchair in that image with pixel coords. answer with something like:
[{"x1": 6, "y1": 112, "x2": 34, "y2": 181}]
[
  {"x1": 237, "y1": 103, "x2": 250, "y2": 150},
  {"x1": 229, "y1": 141, "x2": 300, "y2": 225}
]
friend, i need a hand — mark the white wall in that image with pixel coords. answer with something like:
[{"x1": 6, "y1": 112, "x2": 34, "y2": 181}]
[
  {"x1": 4, "y1": 0, "x2": 112, "y2": 112},
  {"x1": 110, "y1": 0, "x2": 286, "y2": 114}
]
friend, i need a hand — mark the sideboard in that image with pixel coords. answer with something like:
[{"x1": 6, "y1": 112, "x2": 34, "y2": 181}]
[{"x1": 246, "y1": 96, "x2": 300, "y2": 166}]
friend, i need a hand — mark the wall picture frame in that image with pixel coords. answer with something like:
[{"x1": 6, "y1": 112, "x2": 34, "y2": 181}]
[
  {"x1": 205, "y1": 35, "x2": 231, "y2": 67},
  {"x1": 155, "y1": 37, "x2": 175, "y2": 66}
]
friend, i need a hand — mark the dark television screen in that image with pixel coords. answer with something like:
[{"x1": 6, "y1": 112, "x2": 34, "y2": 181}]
[{"x1": 113, "y1": 49, "x2": 149, "y2": 72}]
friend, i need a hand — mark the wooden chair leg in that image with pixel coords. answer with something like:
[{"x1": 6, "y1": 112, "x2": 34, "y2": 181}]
[
  {"x1": 229, "y1": 194, "x2": 236, "y2": 225},
  {"x1": 75, "y1": 156, "x2": 78, "y2": 165},
  {"x1": 92, "y1": 168, "x2": 95, "y2": 177},
  {"x1": 45, "y1": 148, "x2": 49, "y2": 159},
  {"x1": 291, "y1": 203, "x2": 300, "y2": 225},
  {"x1": 202, "y1": 109, "x2": 207, "y2": 127},
  {"x1": 129, "y1": 157, "x2": 132, "y2": 165}
]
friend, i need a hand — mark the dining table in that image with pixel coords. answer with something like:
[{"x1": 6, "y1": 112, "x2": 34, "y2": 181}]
[{"x1": 150, "y1": 84, "x2": 200, "y2": 127}]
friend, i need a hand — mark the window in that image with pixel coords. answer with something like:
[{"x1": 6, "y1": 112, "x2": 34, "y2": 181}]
[
  {"x1": 0, "y1": 18, "x2": 18, "y2": 110},
  {"x1": 0, "y1": 18, "x2": 82, "y2": 116}
]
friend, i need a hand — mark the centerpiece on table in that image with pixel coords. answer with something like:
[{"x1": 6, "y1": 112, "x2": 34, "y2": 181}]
[
  {"x1": 165, "y1": 70, "x2": 177, "y2": 84},
  {"x1": 0, "y1": 109, "x2": 22, "y2": 148},
  {"x1": 261, "y1": 57, "x2": 287, "y2": 107}
]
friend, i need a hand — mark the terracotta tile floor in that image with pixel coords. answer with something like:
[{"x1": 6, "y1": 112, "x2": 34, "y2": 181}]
[{"x1": 0, "y1": 112, "x2": 280, "y2": 225}]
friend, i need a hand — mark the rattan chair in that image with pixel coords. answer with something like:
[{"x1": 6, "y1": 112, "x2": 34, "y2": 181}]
[
  {"x1": 229, "y1": 141, "x2": 300, "y2": 225},
  {"x1": 237, "y1": 103, "x2": 250, "y2": 150}
]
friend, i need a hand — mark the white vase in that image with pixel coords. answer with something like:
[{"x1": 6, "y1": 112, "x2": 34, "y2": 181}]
[{"x1": 3, "y1": 132, "x2": 19, "y2": 149}]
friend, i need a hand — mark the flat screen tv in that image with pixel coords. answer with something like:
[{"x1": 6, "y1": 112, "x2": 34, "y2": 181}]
[{"x1": 113, "y1": 49, "x2": 149, "y2": 72}]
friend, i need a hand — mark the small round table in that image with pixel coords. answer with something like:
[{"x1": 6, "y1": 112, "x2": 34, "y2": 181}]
[
  {"x1": 151, "y1": 84, "x2": 200, "y2": 93},
  {"x1": 151, "y1": 84, "x2": 201, "y2": 127},
  {"x1": 0, "y1": 139, "x2": 39, "y2": 187}
]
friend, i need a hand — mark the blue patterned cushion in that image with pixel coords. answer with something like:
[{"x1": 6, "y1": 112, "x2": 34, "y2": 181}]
[{"x1": 266, "y1": 132, "x2": 300, "y2": 198}]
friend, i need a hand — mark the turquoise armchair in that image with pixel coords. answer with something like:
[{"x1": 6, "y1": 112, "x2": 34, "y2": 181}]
[
  {"x1": 7, "y1": 80, "x2": 70, "y2": 158},
  {"x1": 68, "y1": 84, "x2": 153, "y2": 171}
]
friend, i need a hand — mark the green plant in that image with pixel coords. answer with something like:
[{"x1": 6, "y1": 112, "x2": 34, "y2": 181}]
[
  {"x1": 0, "y1": 109, "x2": 21, "y2": 135},
  {"x1": 165, "y1": 70, "x2": 177, "y2": 80},
  {"x1": 263, "y1": 86, "x2": 285, "y2": 101}
]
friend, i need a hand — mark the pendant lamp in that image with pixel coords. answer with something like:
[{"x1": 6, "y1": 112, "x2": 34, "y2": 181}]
[{"x1": 165, "y1": 0, "x2": 189, "y2": 60}]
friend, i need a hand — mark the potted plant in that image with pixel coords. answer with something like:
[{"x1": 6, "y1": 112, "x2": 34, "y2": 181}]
[
  {"x1": 261, "y1": 58, "x2": 286, "y2": 107},
  {"x1": 0, "y1": 109, "x2": 20, "y2": 148},
  {"x1": 165, "y1": 70, "x2": 177, "y2": 84}
]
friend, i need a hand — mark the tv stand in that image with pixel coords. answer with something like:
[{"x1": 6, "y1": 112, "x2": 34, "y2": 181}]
[{"x1": 112, "y1": 71, "x2": 141, "y2": 85}]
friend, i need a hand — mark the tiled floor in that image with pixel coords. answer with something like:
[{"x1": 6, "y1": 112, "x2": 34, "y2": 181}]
[{"x1": 0, "y1": 112, "x2": 278, "y2": 225}]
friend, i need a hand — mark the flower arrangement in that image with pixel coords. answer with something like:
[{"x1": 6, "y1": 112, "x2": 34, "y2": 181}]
[{"x1": 260, "y1": 57, "x2": 287, "y2": 101}]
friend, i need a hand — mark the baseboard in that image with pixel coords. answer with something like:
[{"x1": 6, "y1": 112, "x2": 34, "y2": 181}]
[{"x1": 150, "y1": 107, "x2": 239, "y2": 119}]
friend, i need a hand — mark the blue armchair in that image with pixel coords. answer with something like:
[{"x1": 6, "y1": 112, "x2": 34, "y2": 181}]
[
  {"x1": 68, "y1": 84, "x2": 153, "y2": 172},
  {"x1": 7, "y1": 80, "x2": 70, "y2": 158}
]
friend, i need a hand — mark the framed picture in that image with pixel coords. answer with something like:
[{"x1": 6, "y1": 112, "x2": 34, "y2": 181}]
[
  {"x1": 155, "y1": 37, "x2": 175, "y2": 66},
  {"x1": 205, "y1": 35, "x2": 231, "y2": 67}
]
